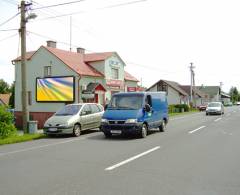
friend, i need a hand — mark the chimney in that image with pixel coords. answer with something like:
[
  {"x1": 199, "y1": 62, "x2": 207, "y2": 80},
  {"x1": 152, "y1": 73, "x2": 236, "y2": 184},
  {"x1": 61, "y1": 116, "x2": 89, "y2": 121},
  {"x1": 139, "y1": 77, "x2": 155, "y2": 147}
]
[
  {"x1": 77, "y1": 47, "x2": 85, "y2": 54},
  {"x1": 47, "y1": 40, "x2": 57, "y2": 48}
]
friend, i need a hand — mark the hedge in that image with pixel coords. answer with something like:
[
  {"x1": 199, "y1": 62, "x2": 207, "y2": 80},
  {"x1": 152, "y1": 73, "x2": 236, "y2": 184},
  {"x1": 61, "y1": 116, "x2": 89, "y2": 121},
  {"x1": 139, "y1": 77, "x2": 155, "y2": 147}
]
[
  {"x1": 0, "y1": 106, "x2": 17, "y2": 139},
  {"x1": 168, "y1": 104, "x2": 190, "y2": 113}
]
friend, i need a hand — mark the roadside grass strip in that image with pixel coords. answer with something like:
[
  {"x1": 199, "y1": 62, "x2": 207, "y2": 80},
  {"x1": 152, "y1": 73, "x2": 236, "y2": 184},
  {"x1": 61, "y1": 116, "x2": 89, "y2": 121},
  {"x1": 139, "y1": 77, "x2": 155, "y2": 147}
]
[
  {"x1": 188, "y1": 126, "x2": 206, "y2": 134},
  {"x1": 105, "y1": 146, "x2": 160, "y2": 171},
  {"x1": 0, "y1": 134, "x2": 46, "y2": 146}
]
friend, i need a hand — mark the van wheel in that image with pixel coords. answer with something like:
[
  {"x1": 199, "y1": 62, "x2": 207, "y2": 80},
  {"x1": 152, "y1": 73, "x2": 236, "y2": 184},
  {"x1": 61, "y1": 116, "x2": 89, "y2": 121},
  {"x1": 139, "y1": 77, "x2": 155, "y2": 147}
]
[
  {"x1": 73, "y1": 124, "x2": 81, "y2": 137},
  {"x1": 159, "y1": 120, "x2": 166, "y2": 132},
  {"x1": 140, "y1": 124, "x2": 148, "y2": 138},
  {"x1": 104, "y1": 132, "x2": 112, "y2": 138}
]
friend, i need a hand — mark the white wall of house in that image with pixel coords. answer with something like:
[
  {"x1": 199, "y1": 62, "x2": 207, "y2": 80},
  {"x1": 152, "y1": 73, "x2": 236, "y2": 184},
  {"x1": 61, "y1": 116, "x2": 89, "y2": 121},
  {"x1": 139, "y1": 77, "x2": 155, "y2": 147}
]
[
  {"x1": 167, "y1": 87, "x2": 182, "y2": 105},
  {"x1": 105, "y1": 55, "x2": 125, "y2": 80},
  {"x1": 147, "y1": 85, "x2": 157, "y2": 92},
  {"x1": 14, "y1": 47, "x2": 79, "y2": 113},
  {"x1": 125, "y1": 80, "x2": 138, "y2": 91},
  {"x1": 147, "y1": 84, "x2": 185, "y2": 105}
]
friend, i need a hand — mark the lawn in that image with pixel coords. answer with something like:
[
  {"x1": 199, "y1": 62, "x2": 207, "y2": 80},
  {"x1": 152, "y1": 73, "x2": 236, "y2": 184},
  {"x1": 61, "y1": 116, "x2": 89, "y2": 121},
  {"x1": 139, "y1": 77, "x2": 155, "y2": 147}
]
[{"x1": 0, "y1": 134, "x2": 46, "y2": 146}]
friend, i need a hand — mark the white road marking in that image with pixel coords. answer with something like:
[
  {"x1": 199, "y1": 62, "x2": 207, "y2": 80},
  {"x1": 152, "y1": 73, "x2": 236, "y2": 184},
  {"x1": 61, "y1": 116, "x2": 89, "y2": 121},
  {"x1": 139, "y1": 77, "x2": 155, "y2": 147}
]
[
  {"x1": 170, "y1": 116, "x2": 186, "y2": 121},
  {"x1": 105, "y1": 146, "x2": 160, "y2": 171},
  {"x1": 214, "y1": 118, "x2": 222, "y2": 122},
  {"x1": 0, "y1": 137, "x2": 86, "y2": 157},
  {"x1": 188, "y1": 126, "x2": 206, "y2": 134}
]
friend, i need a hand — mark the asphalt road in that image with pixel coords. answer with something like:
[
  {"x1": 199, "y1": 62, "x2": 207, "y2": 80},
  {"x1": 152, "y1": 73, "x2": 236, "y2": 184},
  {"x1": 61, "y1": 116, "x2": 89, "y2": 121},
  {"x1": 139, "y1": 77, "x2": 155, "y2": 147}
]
[{"x1": 0, "y1": 106, "x2": 240, "y2": 195}]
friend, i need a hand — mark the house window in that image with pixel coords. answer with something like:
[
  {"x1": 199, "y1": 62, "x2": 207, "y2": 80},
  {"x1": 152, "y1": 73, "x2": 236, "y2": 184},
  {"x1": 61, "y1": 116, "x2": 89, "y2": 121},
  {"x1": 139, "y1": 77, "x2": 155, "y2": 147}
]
[
  {"x1": 157, "y1": 83, "x2": 168, "y2": 93},
  {"x1": 111, "y1": 68, "x2": 119, "y2": 80},
  {"x1": 44, "y1": 66, "x2": 52, "y2": 77},
  {"x1": 28, "y1": 91, "x2": 32, "y2": 105}
]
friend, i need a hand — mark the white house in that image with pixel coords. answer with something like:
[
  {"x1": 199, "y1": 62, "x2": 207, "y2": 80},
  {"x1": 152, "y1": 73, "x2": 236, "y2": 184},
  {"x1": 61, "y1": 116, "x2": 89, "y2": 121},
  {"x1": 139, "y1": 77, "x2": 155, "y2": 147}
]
[
  {"x1": 13, "y1": 41, "x2": 139, "y2": 128},
  {"x1": 147, "y1": 79, "x2": 188, "y2": 105}
]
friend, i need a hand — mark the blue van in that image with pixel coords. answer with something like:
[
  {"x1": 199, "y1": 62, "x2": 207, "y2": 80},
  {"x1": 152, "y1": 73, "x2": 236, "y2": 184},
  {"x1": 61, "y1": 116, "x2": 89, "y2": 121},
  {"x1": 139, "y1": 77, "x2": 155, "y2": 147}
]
[{"x1": 101, "y1": 92, "x2": 168, "y2": 138}]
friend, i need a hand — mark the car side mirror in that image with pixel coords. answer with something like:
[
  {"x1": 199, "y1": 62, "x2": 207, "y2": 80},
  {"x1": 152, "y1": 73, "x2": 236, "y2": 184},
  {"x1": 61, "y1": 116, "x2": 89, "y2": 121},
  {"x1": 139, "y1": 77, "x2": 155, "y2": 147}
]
[{"x1": 144, "y1": 104, "x2": 151, "y2": 112}]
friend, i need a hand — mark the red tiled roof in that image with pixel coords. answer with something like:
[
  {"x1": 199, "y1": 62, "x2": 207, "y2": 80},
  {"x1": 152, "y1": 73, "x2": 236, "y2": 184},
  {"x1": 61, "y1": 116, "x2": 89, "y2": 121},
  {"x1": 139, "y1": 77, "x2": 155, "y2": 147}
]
[
  {"x1": 0, "y1": 94, "x2": 11, "y2": 105},
  {"x1": 84, "y1": 52, "x2": 114, "y2": 62},
  {"x1": 44, "y1": 46, "x2": 103, "y2": 77},
  {"x1": 13, "y1": 47, "x2": 138, "y2": 81},
  {"x1": 124, "y1": 71, "x2": 139, "y2": 82},
  {"x1": 13, "y1": 51, "x2": 36, "y2": 62}
]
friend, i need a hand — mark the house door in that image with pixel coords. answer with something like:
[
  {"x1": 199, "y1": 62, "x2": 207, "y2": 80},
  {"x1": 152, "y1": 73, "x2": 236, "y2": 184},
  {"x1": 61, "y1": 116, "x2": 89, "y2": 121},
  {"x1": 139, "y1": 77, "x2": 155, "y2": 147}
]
[{"x1": 95, "y1": 94, "x2": 98, "y2": 103}]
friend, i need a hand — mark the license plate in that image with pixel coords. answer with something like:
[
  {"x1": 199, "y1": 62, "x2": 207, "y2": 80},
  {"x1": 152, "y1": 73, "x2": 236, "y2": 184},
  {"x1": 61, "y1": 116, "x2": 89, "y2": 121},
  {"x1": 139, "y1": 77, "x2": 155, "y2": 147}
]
[
  {"x1": 49, "y1": 128, "x2": 57, "y2": 131},
  {"x1": 111, "y1": 130, "x2": 121, "y2": 134}
]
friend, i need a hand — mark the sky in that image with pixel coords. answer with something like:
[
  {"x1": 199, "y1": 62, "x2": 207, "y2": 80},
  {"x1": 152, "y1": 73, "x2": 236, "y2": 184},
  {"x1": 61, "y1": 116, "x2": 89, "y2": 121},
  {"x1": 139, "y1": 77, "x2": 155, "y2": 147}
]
[{"x1": 1, "y1": 0, "x2": 240, "y2": 93}]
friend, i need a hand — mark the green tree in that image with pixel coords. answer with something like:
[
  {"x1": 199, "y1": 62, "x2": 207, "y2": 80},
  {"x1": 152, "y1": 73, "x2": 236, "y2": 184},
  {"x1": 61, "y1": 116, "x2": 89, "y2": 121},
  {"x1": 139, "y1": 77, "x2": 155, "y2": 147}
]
[
  {"x1": 0, "y1": 79, "x2": 10, "y2": 94},
  {"x1": 9, "y1": 82, "x2": 15, "y2": 108},
  {"x1": 229, "y1": 87, "x2": 239, "y2": 103}
]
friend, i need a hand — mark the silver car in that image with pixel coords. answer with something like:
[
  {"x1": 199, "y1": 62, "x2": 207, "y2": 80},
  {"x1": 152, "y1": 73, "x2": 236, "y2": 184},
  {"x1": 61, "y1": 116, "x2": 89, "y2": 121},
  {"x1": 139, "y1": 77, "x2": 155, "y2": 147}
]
[
  {"x1": 43, "y1": 103, "x2": 104, "y2": 136},
  {"x1": 206, "y1": 102, "x2": 224, "y2": 115}
]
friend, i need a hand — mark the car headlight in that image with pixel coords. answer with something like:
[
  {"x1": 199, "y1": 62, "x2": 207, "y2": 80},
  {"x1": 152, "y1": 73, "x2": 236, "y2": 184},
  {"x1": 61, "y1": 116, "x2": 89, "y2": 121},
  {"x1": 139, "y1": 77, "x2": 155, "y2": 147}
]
[
  {"x1": 101, "y1": 119, "x2": 108, "y2": 123},
  {"x1": 125, "y1": 119, "x2": 137, "y2": 123}
]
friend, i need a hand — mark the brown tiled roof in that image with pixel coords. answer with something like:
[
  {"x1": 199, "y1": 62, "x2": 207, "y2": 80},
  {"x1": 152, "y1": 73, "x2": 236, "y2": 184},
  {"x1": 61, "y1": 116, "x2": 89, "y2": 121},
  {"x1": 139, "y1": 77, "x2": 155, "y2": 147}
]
[
  {"x1": 84, "y1": 52, "x2": 114, "y2": 62},
  {"x1": 162, "y1": 80, "x2": 188, "y2": 96},
  {"x1": 0, "y1": 94, "x2": 11, "y2": 105},
  {"x1": 180, "y1": 85, "x2": 206, "y2": 98},
  {"x1": 124, "y1": 71, "x2": 139, "y2": 82},
  {"x1": 13, "y1": 51, "x2": 36, "y2": 62},
  {"x1": 44, "y1": 46, "x2": 104, "y2": 77},
  {"x1": 12, "y1": 47, "x2": 138, "y2": 80}
]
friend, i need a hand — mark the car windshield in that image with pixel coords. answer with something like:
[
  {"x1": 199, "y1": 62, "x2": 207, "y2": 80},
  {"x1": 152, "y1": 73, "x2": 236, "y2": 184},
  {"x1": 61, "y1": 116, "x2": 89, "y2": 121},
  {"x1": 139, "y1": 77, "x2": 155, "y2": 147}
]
[
  {"x1": 55, "y1": 105, "x2": 82, "y2": 116},
  {"x1": 108, "y1": 95, "x2": 143, "y2": 110},
  {"x1": 208, "y1": 103, "x2": 221, "y2": 107}
]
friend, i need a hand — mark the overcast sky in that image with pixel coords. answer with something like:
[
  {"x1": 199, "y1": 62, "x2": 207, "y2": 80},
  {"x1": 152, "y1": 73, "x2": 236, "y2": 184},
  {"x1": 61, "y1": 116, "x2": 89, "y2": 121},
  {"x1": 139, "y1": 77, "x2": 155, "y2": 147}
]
[{"x1": 1, "y1": 0, "x2": 240, "y2": 92}]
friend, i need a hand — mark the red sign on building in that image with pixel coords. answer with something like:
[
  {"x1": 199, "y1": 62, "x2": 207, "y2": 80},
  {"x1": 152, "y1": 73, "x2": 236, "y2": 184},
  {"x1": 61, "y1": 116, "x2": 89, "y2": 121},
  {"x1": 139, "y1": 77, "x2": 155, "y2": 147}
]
[{"x1": 127, "y1": 87, "x2": 137, "y2": 92}]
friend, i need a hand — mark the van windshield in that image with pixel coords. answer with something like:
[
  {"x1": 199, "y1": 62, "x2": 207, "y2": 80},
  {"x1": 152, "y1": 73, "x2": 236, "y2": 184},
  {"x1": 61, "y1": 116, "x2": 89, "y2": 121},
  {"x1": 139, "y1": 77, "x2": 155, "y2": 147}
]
[
  {"x1": 108, "y1": 95, "x2": 143, "y2": 110},
  {"x1": 55, "y1": 105, "x2": 82, "y2": 116}
]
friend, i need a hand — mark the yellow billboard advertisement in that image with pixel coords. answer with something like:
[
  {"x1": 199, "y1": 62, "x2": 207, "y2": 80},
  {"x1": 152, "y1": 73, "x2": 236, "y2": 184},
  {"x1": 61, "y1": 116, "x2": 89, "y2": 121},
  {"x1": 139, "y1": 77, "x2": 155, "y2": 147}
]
[{"x1": 36, "y1": 76, "x2": 75, "y2": 102}]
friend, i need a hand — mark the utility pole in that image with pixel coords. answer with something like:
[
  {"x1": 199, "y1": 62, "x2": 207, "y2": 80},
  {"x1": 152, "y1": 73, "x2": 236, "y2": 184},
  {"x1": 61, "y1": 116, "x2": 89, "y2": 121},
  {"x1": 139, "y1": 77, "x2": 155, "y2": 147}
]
[
  {"x1": 20, "y1": 1, "x2": 29, "y2": 133},
  {"x1": 189, "y1": 62, "x2": 195, "y2": 106},
  {"x1": 19, "y1": 1, "x2": 36, "y2": 133}
]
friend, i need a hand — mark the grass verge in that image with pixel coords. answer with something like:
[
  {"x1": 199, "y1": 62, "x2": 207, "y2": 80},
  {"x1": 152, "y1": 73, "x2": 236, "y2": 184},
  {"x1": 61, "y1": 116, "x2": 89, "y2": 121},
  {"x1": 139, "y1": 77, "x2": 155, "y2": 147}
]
[
  {"x1": 169, "y1": 110, "x2": 200, "y2": 117},
  {"x1": 0, "y1": 134, "x2": 46, "y2": 146}
]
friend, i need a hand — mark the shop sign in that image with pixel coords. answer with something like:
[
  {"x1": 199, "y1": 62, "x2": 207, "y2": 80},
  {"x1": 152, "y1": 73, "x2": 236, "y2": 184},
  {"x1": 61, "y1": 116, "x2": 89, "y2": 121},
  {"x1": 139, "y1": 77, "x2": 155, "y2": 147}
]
[
  {"x1": 106, "y1": 79, "x2": 124, "y2": 87},
  {"x1": 127, "y1": 87, "x2": 137, "y2": 92}
]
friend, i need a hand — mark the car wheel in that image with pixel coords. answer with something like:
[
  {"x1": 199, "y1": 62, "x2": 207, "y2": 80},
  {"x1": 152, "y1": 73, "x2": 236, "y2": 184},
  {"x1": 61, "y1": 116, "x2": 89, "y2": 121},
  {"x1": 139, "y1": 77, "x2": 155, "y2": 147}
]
[
  {"x1": 104, "y1": 132, "x2": 112, "y2": 138},
  {"x1": 206, "y1": 112, "x2": 208, "y2": 116},
  {"x1": 139, "y1": 123, "x2": 148, "y2": 138},
  {"x1": 73, "y1": 124, "x2": 81, "y2": 137},
  {"x1": 159, "y1": 120, "x2": 166, "y2": 132}
]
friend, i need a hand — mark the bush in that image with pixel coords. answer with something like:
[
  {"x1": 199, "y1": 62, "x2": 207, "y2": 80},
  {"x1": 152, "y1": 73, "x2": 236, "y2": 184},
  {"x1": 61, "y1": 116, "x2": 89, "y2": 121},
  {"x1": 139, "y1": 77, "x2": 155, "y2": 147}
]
[
  {"x1": 168, "y1": 104, "x2": 190, "y2": 113},
  {"x1": 0, "y1": 106, "x2": 17, "y2": 139}
]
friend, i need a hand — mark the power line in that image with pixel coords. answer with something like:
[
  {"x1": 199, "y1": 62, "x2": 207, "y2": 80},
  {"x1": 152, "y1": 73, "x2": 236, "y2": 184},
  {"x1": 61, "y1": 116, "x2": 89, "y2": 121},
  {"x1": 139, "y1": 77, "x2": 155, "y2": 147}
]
[
  {"x1": 0, "y1": 12, "x2": 20, "y2": 27},
  {"x1": 0, "y1": 33, "x2": 18, "y2": 43},
  {"x1": 2, "y1": 0, "x2": 18, "y2": 6},
  {"x1": 34, "y1": 0, "x2": 147, "y2": 21},
  {"x1": 31, "y1": 0, "x2": 86, "y2": 11},
  {"x1": 0, "y1": 28, "x2": 18, "y2": 31}
]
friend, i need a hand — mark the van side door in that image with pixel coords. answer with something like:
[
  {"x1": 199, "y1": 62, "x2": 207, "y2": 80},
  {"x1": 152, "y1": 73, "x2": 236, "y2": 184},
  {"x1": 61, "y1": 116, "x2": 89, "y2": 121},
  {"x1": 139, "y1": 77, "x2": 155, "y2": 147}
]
[{"x1": 144, "y1": 95, "x2": 154, "y2": 128}]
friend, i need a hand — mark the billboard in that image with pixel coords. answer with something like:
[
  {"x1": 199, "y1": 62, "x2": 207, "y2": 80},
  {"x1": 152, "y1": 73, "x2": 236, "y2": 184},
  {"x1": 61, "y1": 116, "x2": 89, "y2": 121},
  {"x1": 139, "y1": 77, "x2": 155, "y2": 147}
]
[{"x1": 36, "y1": 76, "x2": 75, "y2": 102}]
